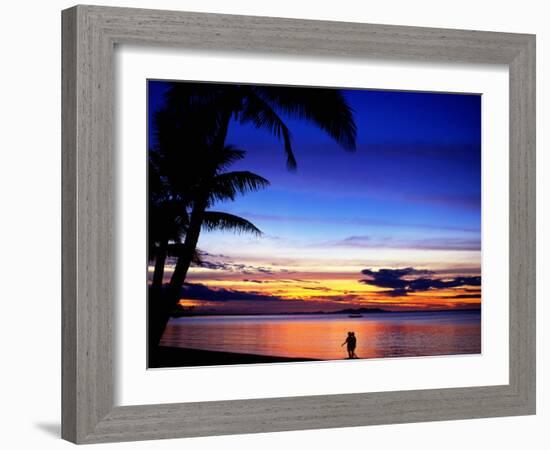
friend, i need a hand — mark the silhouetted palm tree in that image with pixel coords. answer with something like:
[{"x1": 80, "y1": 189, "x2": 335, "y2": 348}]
[
  {"x1": 165, "y1": 83, "x2": 357, "y2": 169},
  {"x1": 149, "y1": 82, "x2": 357, "y2": 349},
  {"x1": 148, "y1": 108, "x2": 227, "y2": 290},
  {"x1": 149, "y1": 152, "x2": 209, "y2": 290},
  {"x1": 149, "y1": 139, "x2": 267, "y2": 289},
  {"x1": 148, "y1": 153, "x2": 186, "y2": 289},
  {"x1": 148, "y1": 144, "x2": 269, "y2": 347},
  {"x1": 164, "y1": 83, "x2": 357, "y2": 285}
]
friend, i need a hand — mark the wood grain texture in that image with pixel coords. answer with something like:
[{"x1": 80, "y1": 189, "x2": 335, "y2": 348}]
[
  {"x1": 61, "y1": 5, "x2": 536, "y2": 444},
  {"x1": 508, "y1": 36, "x2": 536, "y2": 408},
  {"x1": 61, "y1": 7, "x2": 77, "y2": 443},
  {"x1": 62, "y1": 5, "x2": 115, "y2": 443}
]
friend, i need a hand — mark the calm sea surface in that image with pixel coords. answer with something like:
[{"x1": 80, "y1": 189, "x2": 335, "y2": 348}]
[{"x1": 160, "y1": 311, "x2": 481, "y2": 360}]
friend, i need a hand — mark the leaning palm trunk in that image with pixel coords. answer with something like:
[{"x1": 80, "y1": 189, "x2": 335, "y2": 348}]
[
  {"x1": 148, "y1": 239, "x2": 169, "y2": 351},
  {"x1": 148, "y1": 193, "x2": 209, "y2": 351},
  {"x1": 169, "y1": 194, "x2": 209, "y2": 297},
  {"x1": 148, "y1": 244, "x2": 206, "y2": 351},
  {"x1": 152, "y1": 240, "x2": 168, "y2": 290}
]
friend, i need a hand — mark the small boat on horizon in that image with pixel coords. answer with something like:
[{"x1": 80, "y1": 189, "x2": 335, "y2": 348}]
[{"x1": 348, "y1": 313, "x2": 363, "y2": 318}]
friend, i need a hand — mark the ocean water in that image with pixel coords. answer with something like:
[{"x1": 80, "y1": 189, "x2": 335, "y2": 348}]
[{"x1": 159, "y1": 310, "x2": 481, "y2": 360}]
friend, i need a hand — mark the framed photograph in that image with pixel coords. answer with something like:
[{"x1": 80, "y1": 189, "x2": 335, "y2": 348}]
[{"x1": 62, "y1": 5, "x2": 536, "y2": 444}]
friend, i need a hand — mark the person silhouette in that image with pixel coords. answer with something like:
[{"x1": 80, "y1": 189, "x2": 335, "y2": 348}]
[{"x1": 341, "y1": 331, "x2": 358, "y2": 359}]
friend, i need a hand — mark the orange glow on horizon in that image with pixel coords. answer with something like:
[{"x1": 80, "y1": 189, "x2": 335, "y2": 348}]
[
  {"x1": 149, "y1": 261, "x2": 481, "y2": 313},
  {"x1": 179, "y1": 270, "x2": 480, "y2": 312}
]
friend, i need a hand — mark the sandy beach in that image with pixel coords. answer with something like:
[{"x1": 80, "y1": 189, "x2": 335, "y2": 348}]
[{"x1": 149, "y1": 346, "x2": 319, "y2": 368}]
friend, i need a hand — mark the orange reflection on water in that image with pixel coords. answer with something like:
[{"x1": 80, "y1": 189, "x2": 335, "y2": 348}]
[{"x1": 160, "y1": 311, "x2": 481, "y2": 361}]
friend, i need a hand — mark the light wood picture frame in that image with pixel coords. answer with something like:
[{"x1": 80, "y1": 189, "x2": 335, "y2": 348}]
[{"x1": 61, "y1": 5, "x2": 536, "y2": 444}]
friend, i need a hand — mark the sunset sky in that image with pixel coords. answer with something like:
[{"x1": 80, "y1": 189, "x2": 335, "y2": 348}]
[{"x1": 148, "y1": 81, "x2": 482, "y2": 314}]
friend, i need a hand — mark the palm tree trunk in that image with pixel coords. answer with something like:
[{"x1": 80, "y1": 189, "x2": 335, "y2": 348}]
[
  {"x1": 152, "y1": 240, "x2": 168, "y2": 289},
  {"x1": 148, "y1": 193, "x2": 209, "y2": 356},
  {"x1": 168, "y1": 194, "x2": 209, "y2": 296},
  {"x1": 148, "y1": 240, "x2": 169, "y2": 355}
]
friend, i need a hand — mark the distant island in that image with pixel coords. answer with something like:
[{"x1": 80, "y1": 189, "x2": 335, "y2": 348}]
[{"x1": 169, "y1": 305, "x2": 480, "y2": 318}]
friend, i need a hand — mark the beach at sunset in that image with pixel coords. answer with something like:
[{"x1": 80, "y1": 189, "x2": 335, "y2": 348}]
[
  {"x1": 149, "y1": 346, "x2": 319, "y2": 368},
  {"x1": 151, "y1": 310, "x2": 481, "y2": 367},
  {"x1": 147, "y1": 81, "x2": 482, "y2": 367}
]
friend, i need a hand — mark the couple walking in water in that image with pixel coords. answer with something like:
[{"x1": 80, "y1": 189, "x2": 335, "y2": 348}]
[{"x1": 342, "y1": 331, "x2": 358, "y2": 359}]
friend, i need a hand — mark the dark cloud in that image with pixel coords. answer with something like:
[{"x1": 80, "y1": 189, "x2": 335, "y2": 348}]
[
  {"x1": 360, "y1": 267, "x2": 481, "y2": 296},
  {"x1": 199, "y1": 261, "x2": 233, "y2": 270},
  {"x1": 378, "y1": 288, "x2": 410, "y2": 297},
  {"x1": 180, "y1": 283, "x2": 284, "y2": 302},
  {"x1": 242, "y1": 278, "x2": 295, "y2": 284},
  {"x1": 199, "y1": 251, "x2": 231, "y2": 259},
  {"x1": 197, "y1": 259, "x2": 275, "y2": 275},
  {"x1": 446, "y1": 294, "x2": 481, "y2": 299}
]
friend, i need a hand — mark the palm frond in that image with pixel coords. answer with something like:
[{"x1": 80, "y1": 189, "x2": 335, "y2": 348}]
[
  {"x1": 239, "y1": 89, "x2": 297, "y2": 170},
  {"x1": 212, "y1": 145, "x2": 246, "y2": 171},
  {"x1": 252, "y1": 86, "x2": 357, "y2": 152},
  {"x1": 202, "y1": 211, "x2": 262, "y2": 235},
  {"x1": 148, "y1": 196, "x2": 190, "y2": 247},
  {"x1": 208, "y1": 171, "x2": 270, "y2": 203}
]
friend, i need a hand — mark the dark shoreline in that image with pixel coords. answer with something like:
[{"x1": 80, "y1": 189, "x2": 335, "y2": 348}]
[
  {"x1": 170, "y1": 308, "x2": 481, "y2": 318},
  {"x1": 149, "y1": 346, "x2": 319, "y2": 368}
]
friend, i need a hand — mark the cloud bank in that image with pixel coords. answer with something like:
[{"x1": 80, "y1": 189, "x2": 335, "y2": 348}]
[
  {"x1": 180, "y1": 283, "x2": 285, "y2": 302},
  {"x1": 360, "y1": 267, "x2": 481, "y2": 296}
]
